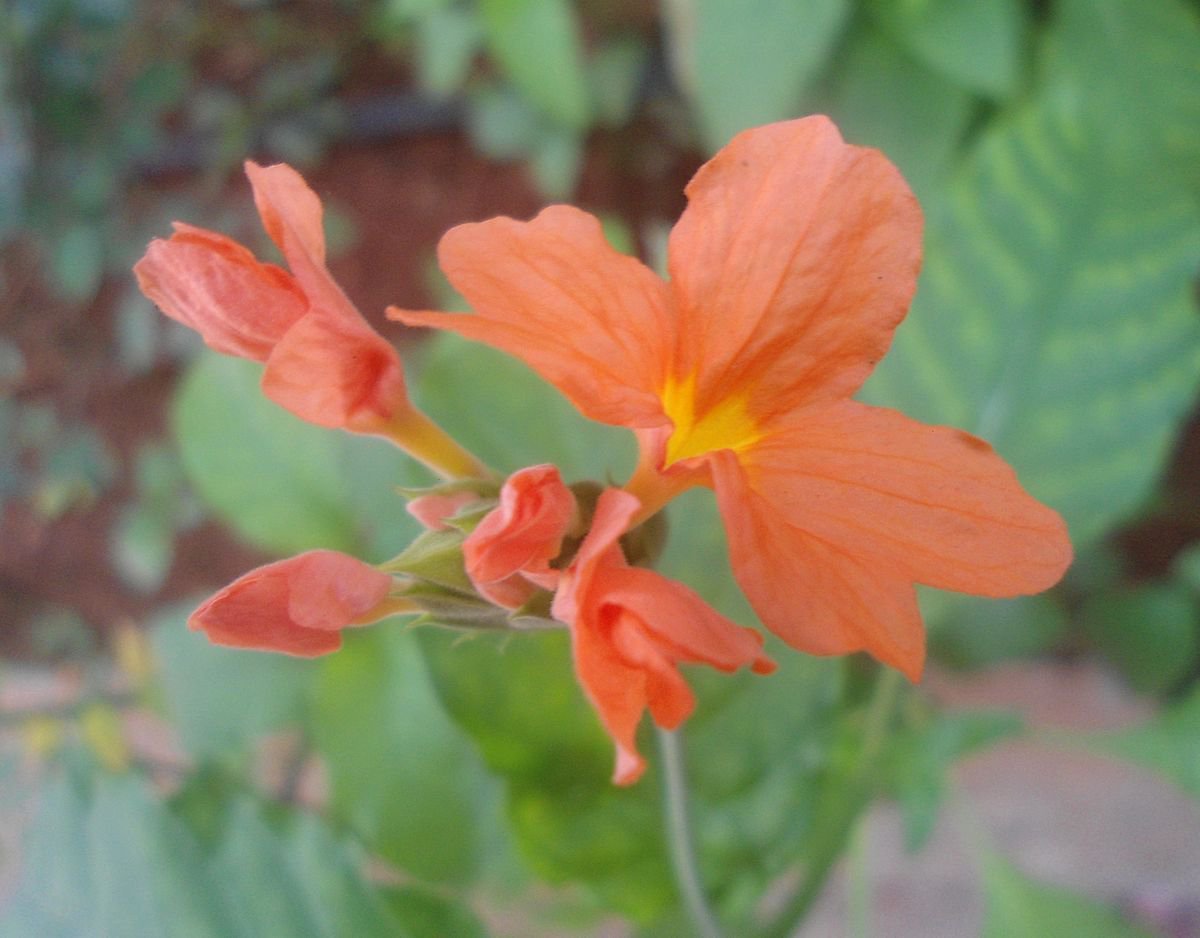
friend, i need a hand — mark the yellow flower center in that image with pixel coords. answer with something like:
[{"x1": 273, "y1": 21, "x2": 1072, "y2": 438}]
[{"x1": 661, "y1": 373, "x2": 763, "y2": 466}]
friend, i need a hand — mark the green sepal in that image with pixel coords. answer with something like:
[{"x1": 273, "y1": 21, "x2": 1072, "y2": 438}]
[
  {"x1": 384, "y1": 529, "x2": 474, "y2": 593},
  {"x1": 403, "y1": 582, "x2": 512, "y2": 631}
]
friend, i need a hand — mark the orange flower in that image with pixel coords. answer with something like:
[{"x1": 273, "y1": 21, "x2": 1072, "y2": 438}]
[
  {"x1": 553, "y1": 489, "x2": 774, "y2": 785},
  {"x1": 136, "y1": 162, "x2": 487, "y2": 479},
  {"x1": 390, "y1": 116, "x2": 1073, "y2": 681},
  {"x1": 464, "y1": 464, "x2": 576, "y2": 608},
  {"x1": 190, "y1": 550, "x2": 403, "y2": 656}
]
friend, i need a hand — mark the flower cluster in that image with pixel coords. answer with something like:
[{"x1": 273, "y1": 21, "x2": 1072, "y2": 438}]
[{"x1": 137, "y1": 117, "x2": 1072, "y2": 784}]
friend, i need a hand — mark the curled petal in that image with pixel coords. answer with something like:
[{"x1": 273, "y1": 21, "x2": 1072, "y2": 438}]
[
  {"x1": 668, "y1": 116, "x2": 923, "y2": 421},
  {"x1": 407, "y1": 491, "x2": 480, "y2": 530},
  {"x1": 465, "y1": 465, "x2": 575, "y2": 607},
  {"x1": 190, "y1": 550, "x2": 394, "y2": 657},
  {"x1": 389, "y1": 205, "x2": 672, "y2": 428},
  {"x1": 555, "y1": 489, "x2": 771, "y2": 784},
  {"x1": 134, "y1": 223, "x2": 307, "y2": 361}
]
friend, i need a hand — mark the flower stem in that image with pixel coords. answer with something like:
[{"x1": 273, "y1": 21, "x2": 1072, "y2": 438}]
[
  {"x1": 762, "y1": 667, "x2": 905, "y2": 938},
  {"x1": 657, "y1": 726, "x2": 725, "y2": 938},
  {"x1": 380, "y1": 406, "x2": 494, "y2": 480}
]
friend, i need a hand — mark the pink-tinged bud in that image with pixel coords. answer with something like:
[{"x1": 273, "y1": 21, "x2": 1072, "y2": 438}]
[
  {"x1": 553, "y1": 490, "x2": 773, "y2": 785},
  {"x1": 464, "y1": 465, "x2": 576, "y2": 608},
  {"x1": 406, "y1": 491, "x2": 480, "y2": 531},
  {"x1": 189, "y1": 550, "x2": 395, "y2": 657}
]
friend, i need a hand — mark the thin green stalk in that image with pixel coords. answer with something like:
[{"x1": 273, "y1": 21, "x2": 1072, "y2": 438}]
[
  {"x1": 657, "y1": 726, "x2": 725, "y2": 938},
  {"x1": 761, "y1": 667, "x2": 905, "y2": 938}
]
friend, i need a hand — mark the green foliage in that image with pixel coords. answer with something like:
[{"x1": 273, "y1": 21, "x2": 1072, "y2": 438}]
[
  {"x1": 887, "y1": 710, "x2": 1023, "y2": 851},
  {"x1": 663, "y1": 0, "x2": 850, "y2": 154},
  {"x1": 982, "y1": 852, "x2": 1156, "y2": 937},
  {"x1": 1085, "y1": 685, "x2": 1200, "y2": 799},
  {"x1": 930, "y1": 594, "x2": 1070, "y2": 670},
  {"x1": 150, "y1": 603, "x2": 318, "y2": 762},
  {"x1": 479, "y1": 0, "x2": 589, "y2": 129},
  {"x1": 414, "y1": 332, "x2": 635, "y2": 481},
  {"x1": 309, "y1": 627, "x2": 493, "y2": 884},
  {"x1": 1081, "y1": 583, "x2": 1199, "y2": 694},
  {"x1": 869, "y1": 0, "x2": 1029, "y2": 99},
  {"x1": 0, "y1": 767, "x2": 436, "y2": 938},
  {"x1": 173, "y1": 352, "x2": 424, "y2": 558}
]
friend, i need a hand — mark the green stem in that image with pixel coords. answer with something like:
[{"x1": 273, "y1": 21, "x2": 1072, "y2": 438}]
[
  {"x1": 657, "y1": 726, "x2": 725, "y2": 938},
  {"x1": 761, "y1": 667, "x2": 905, "y2": 938}
]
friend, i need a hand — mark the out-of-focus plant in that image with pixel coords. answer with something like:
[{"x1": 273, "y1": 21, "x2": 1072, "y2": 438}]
[{"x1": 3, "y1": 0, "x2": 1200, "y2": 936}]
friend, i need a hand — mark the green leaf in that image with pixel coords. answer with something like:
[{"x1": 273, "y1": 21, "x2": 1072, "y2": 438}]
[
  {"x1": 823, "y1": 24, "x2": 975, "y2": 203},
  {"x1": 929, "y1": 593, "x2": 1070, "y2": 670},
  {"x1": 1042, "y1": 0, "x2": 1200, "y2": 190},
  {"x1": 309, "y1": 627, "x2": 490, "y2": 884},
  {"x1": 417, "y1": 626, "x2": 675, "y2": 919},
  {"x1": 413, "y1": 332, "x2": 635, "y2": 482},
  {"x1": 479, "y1": 0, "x2": 590, "y2": 128},
  {"x1": 863, "y1": 93, "x2": 1200, "y2": 549},
  {"x1": 173, "y1": 352, "x2": 422, "y2": 557},
  {"x1": 465, "y1": 84, "x2": 542, "y2": 161},
  {"x1": 588, "y1": 37, "x2": 648, "y2": 128},
  {"x1": 982, "y1": 852, "x2": 1156, "y2": 937},
  {"x1": 151, "y1": 603, "x2": 318, "y2": 760},
  {"x1": 870, "y1": 0, "x2": 1028, "y2": 98},
  {"x1": 663, "y1": 0, "x2": 850, "y2": 153},
  {"x1": 1085, "y1": 685, "x2": 1200, "y2": 799},
  {"x1": 528, "y1": 124, "x2": 583, "y2": 200},
  {"x1": 1081, "y1": 583, "x2": 1199, "y2": 694},
  {"x1": 888, "y1": 710, "x2": 1022, "y2": 851}
]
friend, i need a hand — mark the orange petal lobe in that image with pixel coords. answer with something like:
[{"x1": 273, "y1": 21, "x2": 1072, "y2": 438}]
[
  {"x1": 262, "y1": 312, "x2": 408, "y2": 431},
  {"x1": 244, "y1": 161, "x2": 327, "y2": 284},
  {"x1": 554, "y1": 490, "x2": 771, "y2": 784},
  {"x1": 667, "y1": 116, "x2": 923, "y2": 418},
  {"x1": 134, "y1": 224, "x2": 307, "y2": 361},
  {"x1": 189, "y1": 550, "x2": 393, "y2": 657},
  {"x1": 389, "y1": 205, "x2": 672, "y2": 428},
  {"x1": 710, "y1": 403, "x2": 1074, "y2": 680}
]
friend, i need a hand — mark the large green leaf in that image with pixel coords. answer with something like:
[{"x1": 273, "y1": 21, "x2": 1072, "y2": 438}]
[
  {"x1": 663, "y1": 0, "x2": 850, "y2": 153},
  {"x1": 173, "y1": 352, "x2": 423, "y2": 558},
  {"x1": 869, "y1": 0, "x2": 1028, "y2": 99},
  {"x1": 982, "y1": 852, "x2": 1156, "y2": 937},
  {"x1": 151, "y1": 602, "x2": 318, "y2": 761},
  {"x1": 864, "y1": 95, "x2": 1200, "y2": 549},
  {"x1": 479, "y1": 0, "x2": 590, "y2": 129},
  {"x1": 309, "y1": 627, "x2": 492, "y2": 884},
  {"x1": 0, "y1": 770, "x2": 422, "y2": 938}
]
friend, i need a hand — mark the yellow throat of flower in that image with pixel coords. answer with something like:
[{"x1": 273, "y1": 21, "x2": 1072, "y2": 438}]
[{"x1": 661, "y1": 373, "x2": 763, "y2": 466}]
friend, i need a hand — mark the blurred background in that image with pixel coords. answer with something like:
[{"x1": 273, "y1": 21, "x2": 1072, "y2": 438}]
[{"x1": 0, "y1": 0, "x2": 1198, "y2": 935}]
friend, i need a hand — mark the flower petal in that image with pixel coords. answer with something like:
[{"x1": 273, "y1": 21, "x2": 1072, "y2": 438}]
[
  {"x1": 667, "y1": 116, "x2": 923, "y2": 421},
  {"x1": 262, "y1": 312, "x2": 408, "y2": 431},
  {"x1": 389, "y1": 205, "x2": 672, "y2": 427},
  {"x1": 710, "y1": 403, "x2": 1074, "y2": 679},
  {"x1": 190, "y1": 550, "x2": 393, "y2": 657},
  {"x1": 244, "y1": 161, "x2": 327, "y2": 286},
  {"x1": 465, "y1": 464, "x2": 575, "y2": 587},
  {"x1": 134, "y1": 223, "x2": 307, "y2": 361}
]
